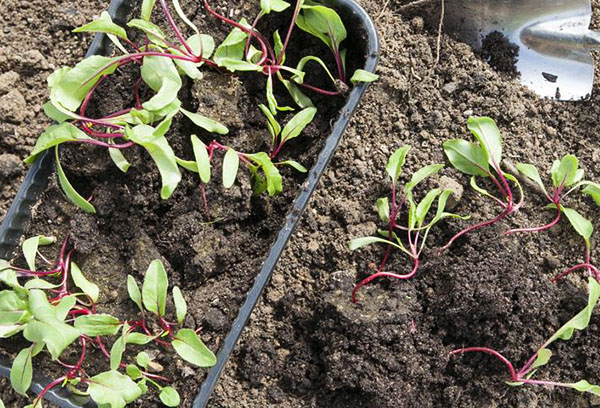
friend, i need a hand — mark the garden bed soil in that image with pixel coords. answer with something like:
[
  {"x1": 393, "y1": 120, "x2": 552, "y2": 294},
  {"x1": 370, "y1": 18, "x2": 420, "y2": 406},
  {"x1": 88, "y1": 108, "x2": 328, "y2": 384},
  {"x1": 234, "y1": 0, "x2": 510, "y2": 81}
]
[{"x1": 3, "y1": 0, "x2": 600, "y2": 407}]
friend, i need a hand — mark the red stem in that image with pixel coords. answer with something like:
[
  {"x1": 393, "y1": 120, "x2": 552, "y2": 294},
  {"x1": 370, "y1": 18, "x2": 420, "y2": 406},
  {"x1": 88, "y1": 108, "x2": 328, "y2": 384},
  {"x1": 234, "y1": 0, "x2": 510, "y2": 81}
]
[
  {"x1": 505, "y1": 206, "x2": 561, "y2": 235},
  {"x1": 277, "y1": 0, "x2": 302, "y2": 65},
  {"x1": 441, "y1": 209, "x2": 510, "y2": 252},
  {"x1": 159, "y1": 0, "x2": 197, "y2": 58},
  {"x1": 352, "y1": 257, "x2": 419, "y2": 304},
  {"x1": 450, "y1": 347, "x2": 518, "y2": 381}
]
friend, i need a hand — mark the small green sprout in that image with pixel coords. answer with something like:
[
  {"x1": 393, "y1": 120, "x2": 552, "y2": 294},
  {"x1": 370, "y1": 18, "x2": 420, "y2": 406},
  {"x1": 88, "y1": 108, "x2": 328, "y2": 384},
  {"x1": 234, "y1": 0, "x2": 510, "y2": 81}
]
[
  {"x1": 348, "y1": 146, "x2": 469, "y2": 303},
  {"x1": 441, "y1": 116, "x2": 523, "y2": 250},
  {"x1": 451, "y1": 277, "x2": 600, "y2": 397},
  {"x1": 508, "y1": 155, "x2": 600, "y2": 282}
]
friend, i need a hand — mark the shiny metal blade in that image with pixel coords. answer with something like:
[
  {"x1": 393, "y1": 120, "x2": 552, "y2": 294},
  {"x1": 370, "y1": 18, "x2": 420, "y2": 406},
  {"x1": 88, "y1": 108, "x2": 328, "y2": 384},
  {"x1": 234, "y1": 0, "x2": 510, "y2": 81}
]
[{"x1": 445, "y1": 0, "x2": 597, "y2": 100}]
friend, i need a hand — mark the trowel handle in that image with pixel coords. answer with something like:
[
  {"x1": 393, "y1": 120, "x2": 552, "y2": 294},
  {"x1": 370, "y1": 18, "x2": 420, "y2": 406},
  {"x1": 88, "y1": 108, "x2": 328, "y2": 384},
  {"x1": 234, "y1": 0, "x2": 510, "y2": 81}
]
[{"x1": 522, "y1": 25, "x2": 600, "y2": 51}]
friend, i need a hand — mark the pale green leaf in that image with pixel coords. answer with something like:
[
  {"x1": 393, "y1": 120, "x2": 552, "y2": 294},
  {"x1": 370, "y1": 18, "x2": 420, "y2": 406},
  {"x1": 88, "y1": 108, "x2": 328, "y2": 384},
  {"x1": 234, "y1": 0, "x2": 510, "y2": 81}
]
[
  {"x1": 127, "y1": 275, "x2": 143, "y2": 313},
  {"x1": 55, "y1": 146, "x2": 96, "y2": 214},
  {"x1": 142, "y1": 259, "x2": 168, "y2": 317},
  {"x1": 141, "y1": 56, "x2": 182, "y2": 112},
  {"x1": 405, "y1": 164, "x2": 444, "y2": 191},
  {"x1": 277, "y1": 160, "x2": 307, "y2": 173},
  {"x1": 160, "y1": 386, "x2": 181, "y2": 407},
  {"x1": 350, "y1": 69, "x2": 379, "y2": 85},
  {"x1": 26, "y1": 123, "x2": 92, "y2": 164},
  {"x1": 108, "y1": 147, "x2": 131, "y2": 173},
  {"x1": 582, "y1": 182, "x2": 600, "y2": 206},
  {"x1": 443, "y1": 139, "x2": 490, "y2": 177},
  {"x1": 191, "y1": 135, "x2": 211, "y2": 184},
  {"x1": 87, "y1": 371, "x2": 142, "y2": 408},
  {"x1": 223, "y1": 149, "x2": 240, "y2": 189},
  {"x1": 281, "y1": 107, "x2": 317, "y2": 143},
  {"x1": 386, "y1": 145, "x2": 411, "y2": 183},
  {"x1": 10, "y1": 347, "x2": 33, "y2": 395},
  {"x1": 172, "y1": 329, "x2": 216, "y2": 367},
  {"x1": 467, "y1": 116, "x2": 502, "y2": 167},
  {"x1": 22, "y1": 236, "x2": 55, "y2": 271},
  {"x1": 261, "y1": 0, "x2": 291, "y2": 14},
  {"x1": 551, "y1": 155, "x2": 579, "y2": 188},
  {"x1": 141, "y1": 0, "x2": 156, "y2": 21},
  {"x1": 74, "y1": 314, "x2": 122, "y2": 336},
  {"x1": 172, "y1": 286, "x2": 187, "y2": 325},
  {"x1": 515, "y1": 163, "x2": 547, "y2": 195},
  {"x1": 297, "y1": 4, "x2": 347, "y2": 52},
  {"x1": 181, "y1": 108, "x2": 228, "y2": 135},
  {"x1": 376, "y1": 197, "x2": 389, "y2": 223},
  {"x1": 71, "y1": 262, "x2": 99, "y2": 302},
  {"x1": 73, "y1": 11, "x2": 128, "y2": 40}
]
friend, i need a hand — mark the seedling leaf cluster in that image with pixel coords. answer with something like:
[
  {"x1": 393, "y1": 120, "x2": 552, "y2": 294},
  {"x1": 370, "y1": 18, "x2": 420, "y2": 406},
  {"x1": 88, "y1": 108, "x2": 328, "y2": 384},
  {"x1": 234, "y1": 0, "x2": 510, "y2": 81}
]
[
  {"x1": 1, "y1": 236, "x2": 215, "y2": 407},
  {"x1": 28, "y1": 0, "x2": 378, "y2": 215}
]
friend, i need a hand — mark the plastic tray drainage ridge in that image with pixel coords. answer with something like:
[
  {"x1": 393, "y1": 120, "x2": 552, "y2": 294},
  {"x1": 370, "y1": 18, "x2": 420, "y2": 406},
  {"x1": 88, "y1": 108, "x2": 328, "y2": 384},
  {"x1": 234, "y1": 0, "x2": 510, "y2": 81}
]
[{"x1": 0, "y1": 0, "x2": 379, "y2": 406}]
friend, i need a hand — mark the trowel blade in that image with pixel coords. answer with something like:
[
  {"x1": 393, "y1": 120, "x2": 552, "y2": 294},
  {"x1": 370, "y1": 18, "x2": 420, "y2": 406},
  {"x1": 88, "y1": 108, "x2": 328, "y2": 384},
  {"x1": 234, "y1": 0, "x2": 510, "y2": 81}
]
[{"x1": 444, "y1": 0, "x2": 595, "y2": 100}]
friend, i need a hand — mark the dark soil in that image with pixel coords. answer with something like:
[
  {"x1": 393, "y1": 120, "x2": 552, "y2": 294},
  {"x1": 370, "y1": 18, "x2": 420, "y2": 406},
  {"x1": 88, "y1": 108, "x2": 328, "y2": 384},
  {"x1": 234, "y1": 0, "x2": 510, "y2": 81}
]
[
  {"x1": 481, "y1": 31, "x2": 520, "y2": 78},
  {"x1": 3, "y1": 0, "x2": 600, "y2": 408}
]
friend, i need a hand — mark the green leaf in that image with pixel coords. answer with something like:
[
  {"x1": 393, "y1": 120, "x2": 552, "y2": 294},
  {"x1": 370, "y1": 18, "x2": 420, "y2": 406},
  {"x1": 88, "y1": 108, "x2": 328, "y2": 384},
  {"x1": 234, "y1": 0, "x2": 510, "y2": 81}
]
[
  {"x1": 277, "y1": 160, "x2": 308, "y2": 173},
  {"x1": 24, "y1": 290, "x2": 81, "y2": 360},
  {"x1": 405, "y1": 164, "x2": 444, "y2": 192},
  {"x1": 87, "y1": 371, "x2": 142, "y2": 408},
  {"x1": 281, "y1": 107, "x2": 317, "y2": 143},
  {"x1": 22, "y1": 236, "x2": 55, "y2": 271},
  {"x1": 23, "y1": 279, "x2": 58, "y2": 290},
  {"x1": 142, "y1": 259, "x2": 168, "y2": 317},
  {"x1": 43, "y1": 101, "x2": 75, "y2": 123},
  {"x1": 223, "y1": 149, "x2": 240, "y2": 189},
  {"x1": 55, "y1": 296, "x2": 77, "y2": 321},
  {"x1": 73, "y1": 11, "x2": 128, "y2": 40},
  {"x1": 141, "y1": 56, "x2": 182, "y2": 112},
  {"x1": 128, "y1": 19, "x2": 168, "y2": 47},
  {"x1": 127, "y1": 124, "x2": 182, "y2": 199},
  {"x1": 416, "y1": 189, "x2": 443, "y2": 226},
  {"x1": 50, "y1": 55, "x2": 120, "y2": 112},
  {"x1": 568, "y1": 380, "x2": 600, "y2": 396},
  {"x1": 386, "y1": 146, "x2": 411, "y2": 183},
  {"x1": 70, "y1": 262, "x2": 99, "y2": 302},
  {"x1": 173, "y1": 34, "x2": 215, "y2": 79},
  {"x1": 75, "y1": 314, "x2": 122, "y2": 336},
  {"x1": 172, "y1": 286, "x2": 187, "y2": 325},
  {"x1": 10, "y1": 347, "x2": 33, "y2": 395},
  {"x1": 443, "y1": 139, "x2": 490, "y2": 177},
  {"x1": 530, "y1": 348, "x2": 553, "y2": 371},
  {"x1": 273, "y1": 30, "x2": 285, "y2": 64},
  {"x1": 551, "y1": 155, "x2": 580, "y2": 188},
  {"x1": 515, "y1": 163, "x2": 547, "y2": 195},
  {"x1": 55, "y1": 146, "x2": 97, "y2": 214},
  {"x1": 181, "y1": 108, "x2": 228, "y2": 135},
  {"x1": 350, "y1": 69, "x2": 379, "y2": 85},
  {"x1": 136, "y1": 351, "x2": 151, "y2": 369},
  {"x1": 141, "y1": 0, "x2": 156, "y2": 20},
  {"x1": 544, "y1": 277, "x2": 600, "y2": 347},
  {"x1": 582, "y1": 182, "x2": 600, "y2": 206},
  {"x1": 248, "y1": 152, "x2": 282, "y2": 196},
  {"x1": 172, "y1": 0, "x2": 200, "y2": 38},
  {"x1": 214, "y1": 20, "x2": 261, "y2": 72},
  {"x1": 467, "y1": 116, "x2": 502, "y2": 167},
  {"x1": 376, "y1": 197, "x2": 390, "y2": 223},
  {"x1": 125, "y1": 364, "x2": 142, "y2": 380},
  {"x1": 190, "y1": 135, "x2": 211, "y2": 184},
  {"x1": 216, "y1": 59, "x2": 262, "y2": 72},
  {"x1": 127, "y1": 275, "x2": 143, "y2": 313},
  {"x1": 348, "y1": 236, "x2": 408, "y2": 256},
  {"x1": 297, "y1": 4, "x2": 347, "y2": 52},
  {"x1": 126, "y1": 333, "x2": 155, "y2": 345},
  {"x1": 160, "y1": 386, "x2": 181, "y2": 407},
  {"x1": 172, "y1": 329, "x2": 217, "y2": 367},
  {"x1": 259, "y1": 104, "x2": 281, "y2": 145},
  {"x1": 561, "y1": 206, "x2": 593, "y2": 246},
  {"x1": 277, "y1": 73, "x2": 314, "y2": 109},
  {"x1": 295, "y1": 56, "x2": 333, "y2": 84},
  {"x1": 26, "y1": 122, "x2": 92, "y2": 164},
  {"x1": 108, "y1": 147, "x2": 131, "y2": 173},
  {"x1": 110, "y1": 323, "x2": 129, "y2": 370},
  {"x1": 261, "y1": 0, "x2": 291, "y2": 14}
]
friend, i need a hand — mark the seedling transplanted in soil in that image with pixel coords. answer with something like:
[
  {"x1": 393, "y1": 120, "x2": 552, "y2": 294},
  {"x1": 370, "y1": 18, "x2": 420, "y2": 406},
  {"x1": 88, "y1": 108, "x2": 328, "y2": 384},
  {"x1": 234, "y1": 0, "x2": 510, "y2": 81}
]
[
  {"x1": 348, "y1": 146, "x2": 469, "y2": 303},
  {"x1": 0, "y1": 235, "x2": 216, "y2": 407},
  {"x1": 508, "y1": 155, "x2": 600, "y2": 282},
  {"x1": 26, "y1": 0, "x2": 378, "y2": 215},
  {"x1": 442, "y1": 116, "x2": 523, "y2": 250},
  {"x1": 451, "y1": 277, "x2": 600, "y2": 398}
]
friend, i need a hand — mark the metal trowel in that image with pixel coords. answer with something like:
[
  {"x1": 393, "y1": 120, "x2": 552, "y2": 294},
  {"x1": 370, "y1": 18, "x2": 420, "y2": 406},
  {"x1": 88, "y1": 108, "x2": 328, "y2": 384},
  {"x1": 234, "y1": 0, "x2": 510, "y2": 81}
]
[{"x1": 444, "y1": 0, "x2": 600, "y2": 100}]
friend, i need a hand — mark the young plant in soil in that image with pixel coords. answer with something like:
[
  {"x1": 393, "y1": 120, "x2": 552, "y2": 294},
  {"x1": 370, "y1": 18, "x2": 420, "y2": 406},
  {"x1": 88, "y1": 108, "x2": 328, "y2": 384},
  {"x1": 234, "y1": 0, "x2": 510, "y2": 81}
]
[
  {"x1": 27, "y1": 0, "x2": 377, "y2": 214},
  {"x1": 0, "y1": 235, "x2": 215, "y2": 407},
  {"x1": 348, "y1": 146, "x2": 469, "y2": 303},
  {"x1": 441, "y1": 116, "x2": 523, "y2": 250},
  {"x1": 204, "y1": 0, "x2": 379, "y2": 111},
  {"x1": 450, "y1": 277, "x2": 600, "y2": 397},
  {"x1": 508, "y1": 155, "x2": 600, "y2": 282}
]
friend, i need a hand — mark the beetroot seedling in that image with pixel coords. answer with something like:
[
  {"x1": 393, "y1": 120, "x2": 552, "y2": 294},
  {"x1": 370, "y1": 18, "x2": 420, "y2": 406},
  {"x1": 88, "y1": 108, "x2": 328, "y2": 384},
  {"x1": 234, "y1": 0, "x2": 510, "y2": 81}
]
[
  {"x1": 451, "y1": 277, "x2": 600, "y2": 397},
  {"x1": 0, "y1": 235, "x2": 215, "y2": 407},
  {"x1": 441, "y1": 116, "x2": 523, "y2": 250},
  {"x1": 348, "y1": 146, "x2": 469, "y2": 303},
  {"x1": 508, "y1": 155, "x2": 600, "y2": 282},
  {"x1": 205, "y1": 0, "x2": 379, "y2": 112}
]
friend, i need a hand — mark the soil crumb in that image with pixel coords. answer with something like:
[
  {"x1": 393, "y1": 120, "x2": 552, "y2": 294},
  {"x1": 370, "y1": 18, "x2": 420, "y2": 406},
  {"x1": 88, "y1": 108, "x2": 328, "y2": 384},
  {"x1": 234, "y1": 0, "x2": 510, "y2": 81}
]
[{"x1": 481, "y1": 31, "x2": 520, "y2": 78}]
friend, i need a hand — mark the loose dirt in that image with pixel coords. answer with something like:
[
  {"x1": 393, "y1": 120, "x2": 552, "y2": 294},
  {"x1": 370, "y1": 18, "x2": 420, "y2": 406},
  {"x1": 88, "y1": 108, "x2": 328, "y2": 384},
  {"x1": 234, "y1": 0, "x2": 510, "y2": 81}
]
[{"x1": 3, "y1": 0, "x2": 600, "y2": 407}]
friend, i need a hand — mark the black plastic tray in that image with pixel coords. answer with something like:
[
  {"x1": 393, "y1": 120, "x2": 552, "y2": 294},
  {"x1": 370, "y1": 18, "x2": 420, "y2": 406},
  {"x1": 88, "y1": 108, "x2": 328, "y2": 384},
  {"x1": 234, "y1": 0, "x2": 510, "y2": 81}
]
[{"x1": 0, "y1": 0, "x2": 379, "y2": 406}]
